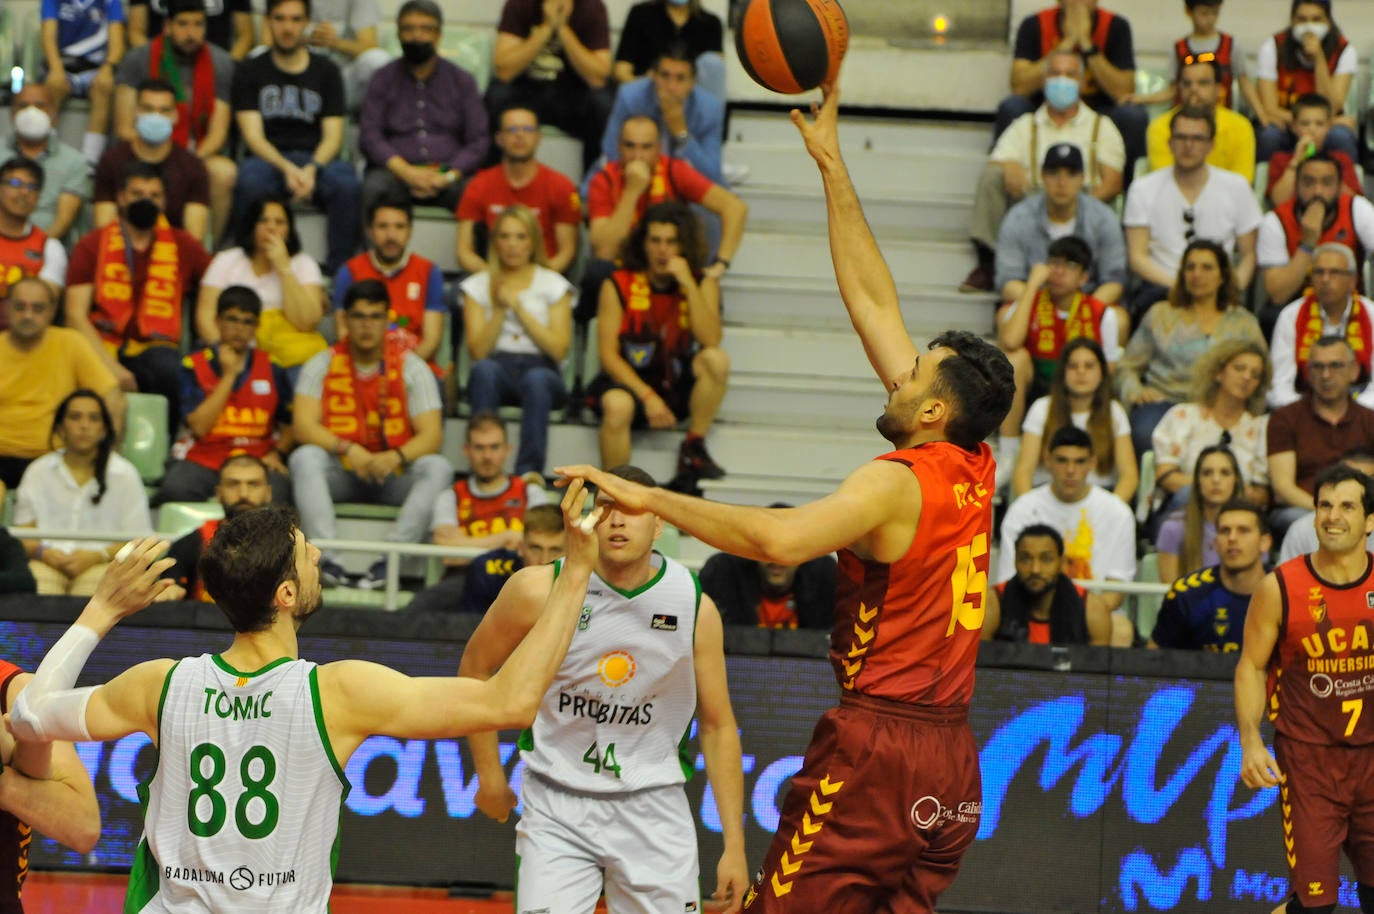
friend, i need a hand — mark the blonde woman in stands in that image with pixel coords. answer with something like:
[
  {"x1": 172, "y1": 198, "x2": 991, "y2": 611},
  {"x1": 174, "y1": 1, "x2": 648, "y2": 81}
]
[
  {"x1": 1150, "y1": 338, "x2": 1271, "y2": 513},
  {"x1": 1011, "y1": 337, "x2": 1136, "y2": 503},
  {"x1": 1115, "y1": 238, "x2": 1266, "y2": 464},
  {"x1": 1155, "y1": 444, "x2": 1242, "y2": 583},
  {"x1": 13, "y1": 390, "x2": 153, "y2": 595},
  {"x1": 462, "y1": 204, "x2": 574, "y2": 481},
  {"x1": 195, "y1": 192, "x2": 327, "y2": 382}
]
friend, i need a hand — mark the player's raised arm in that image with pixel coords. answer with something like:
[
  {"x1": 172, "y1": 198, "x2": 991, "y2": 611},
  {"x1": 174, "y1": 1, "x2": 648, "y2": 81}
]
[{"x1": 791, "y1": 80, "x2": 918, "y2": 387}]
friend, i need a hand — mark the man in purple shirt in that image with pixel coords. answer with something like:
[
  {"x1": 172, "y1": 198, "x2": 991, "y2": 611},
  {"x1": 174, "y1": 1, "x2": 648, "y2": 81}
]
[{"x1": 359, "y1": 0, "x2": 489, "y2": 214}]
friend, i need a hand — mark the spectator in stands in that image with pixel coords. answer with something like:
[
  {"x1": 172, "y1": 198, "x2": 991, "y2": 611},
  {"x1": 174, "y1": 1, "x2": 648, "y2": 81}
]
[
  {"x1": 455, "y1": 107, "x2": 582, "y2": 276},
  {"x1": 1127, "y1": 0, "x2": 1261, "y2": 116},
  {"x1": 1116, "y1": 239, "x2": 1265, "y2": 462},
  {"x1": 1255, "y1": 1, "x2": 1359, "y2": 164},
  {"x1": 358, "y1": 0, "x2": 489, "y2": 216},
  {"x1": 289, "y1": 280, "x2": 453, "y2": 589},
  {"x1": 1267, "y1": 335, "x2": 1374, "y2": 535},
  {"x1": 162, "y1": 453, "x2": 273, "y2": 601},
  {"x1": 95, "y1": 77, "x2": 211, "y2": 240},
  {"x1": 232, "y1": 0, "x2": 360, "y2": 275},
  {"x1": 408, "y1": 502, "x2": 564, "y2": 615},
  {"x1": 1151, "y1": 498, "x2": 1270, "y2": 651},
  {"x1": 995, "y1": 235, "x2": 1126, "y2": 478},
  {"x1": 1269, "y1": 244, "x2": 1374, "y2": 409},
  {"x1": 0, "y1": 277, "x2": 122, "y2": 491},
  {"x1": 583, "y1": 115, "x2": 746, "y2": 322},
  {"x1": 700, "y1": 535, "x2": 837, "y2": 630},
  {"x1": 993, "y1": 143, "x2": 1126, "y2": 307},
  {"x1": 127, "y1": 0, "x2": 253, "y2": 58},
  {"x1": 13, "y1": 390, "x2": 152, "y2": 596},
  {"x1": 602, "y1": 43, "x2": 724, "y2": 185},
  {"x1": 1150, "y1": 339, "x2": 1271, "y2": 514},
  {"x1": 962, "y1": 52, "x2": 1125, "y2": 294},
  {"x1": 41, "y1": 0, "x2": 125, "y2": 166},
  {"x1": 0, "y1": 158, "x2": 69, "y2": 315},
  {"x1": 66, "y1": 161, "x2": 211, "y2": 429},
  {"x1": 155, "y1": 286, "x2": 293, "y2": 506},
  {"x1": 1155, "y1": 444, "x2": 1243, "y2": 583},
  {"x1": 196, "y1": 194, "x2": 327, "y2": 381},
  {"x1": 1010, "y1": 337, "x2": 1135, "y2": 501},
  {"x1": 998, "y1": 1, "x2": 1144, "y2": 170},
  {"x1": 334, "y1": 198, "x2": 447, "y2": 373},
  {"x1": 1258, "y1": 152, "x2": 1374, "y2": 310},
  {"x1": 114, "y1": 0, "x2": 238, "y2": 242},
  {"x1": 613, "y1": 0, "x2": 724, "y2": 99},
  {"x1": 262, "y1": 0, "x2": 391, "y2": 109},
  {"x1": 487, "y1": 0, "x2": 613, "y2": 172},
  {"x1": 1265, "y1": 95, "x2": 1361, "y2": 206},
  {"x1": 1277, "y1": 450, "x2": 1374, "y2": 561},
  {"x1": 1123, "y1": 106, "x2": 1261, "y2": 316},
  {"x1": 431, "y1": 412, "x2": 547, "y2": 563},
  {"x1": 1144, "y1": 56, "x2": 1255, "y2": 183},
  {"x1": 589, "y1": 201, "x2": 728, "y2": 482},
  {"x1": 0, "y1": 83, "x2": 87, "y2": 242},
  {"x1": 997, "y1": 426, "x2": 1137, "y2": 625},
  {"x1": 462, "y1": 205, "x2": 573, "y2": 478},
  {"x1": 0, "y1": 529, "x2": 37, "y2": 594},
  {"x1": 989, "y1": 523, "x2": 1110, "y2": 645}
]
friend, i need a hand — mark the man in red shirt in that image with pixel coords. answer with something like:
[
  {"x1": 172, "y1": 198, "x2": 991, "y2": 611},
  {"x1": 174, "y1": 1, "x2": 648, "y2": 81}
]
[
  {"x1": 455, "y1": 107, "x2": 582, "y2": 276},
  {"x1": 558, "y1": 80, "x2": 1016, "y2": 913},
  {"x1": 65, "y1": 160, "x2": 211, "y2": 429}
]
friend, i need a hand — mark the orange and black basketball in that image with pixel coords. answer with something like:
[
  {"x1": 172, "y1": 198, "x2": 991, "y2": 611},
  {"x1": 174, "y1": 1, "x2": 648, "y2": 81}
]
[{"x1": 735, "y1": 0, "x2": 849, "y2": 95}]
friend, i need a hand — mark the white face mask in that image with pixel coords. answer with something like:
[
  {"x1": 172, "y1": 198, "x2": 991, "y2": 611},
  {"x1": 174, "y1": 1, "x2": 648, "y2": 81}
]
[
  {"x1": 1293, "y1": 21, "x2": 1331, "y2": 43},
  {"x1": 13, "y1": 106, "x2": 52, "y2": 142}
]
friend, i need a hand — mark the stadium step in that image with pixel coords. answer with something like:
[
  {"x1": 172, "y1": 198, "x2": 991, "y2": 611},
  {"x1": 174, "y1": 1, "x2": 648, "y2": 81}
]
[
  {"x1": 739, "y1": 184, "x2": 971, "y2": 235},
  {"x1": 733, "y1": 222, "x2": 974, "y2": 288},
  {"x1": 727, "y1": 110, "x2": 991, "y2": 158},
  {"x1": 722, "y1": 275, "x2": 992, "y2": 335}
]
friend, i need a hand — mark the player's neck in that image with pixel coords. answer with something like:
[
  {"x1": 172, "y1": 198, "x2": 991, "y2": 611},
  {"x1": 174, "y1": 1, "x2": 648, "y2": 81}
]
[
  {"x1": 1311, "y1": 547, "x2": 1371, "y2": 586},
  {"x1": 1220, "y1": 562, "x2": 1264, "y2": 596},
  {"x1": 596, "y1": 553, "x2": 657, "y2": 592},
  {"x1": 222, "y1": 623, "x2": 301, "y2": 670}
]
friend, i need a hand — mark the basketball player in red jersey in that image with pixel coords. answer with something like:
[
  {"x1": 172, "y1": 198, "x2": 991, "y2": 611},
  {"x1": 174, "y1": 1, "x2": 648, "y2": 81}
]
[
  {"x1": 0, "y1": 660, "x2": 101, "y2": 913},
  {"x1": 1236, "y1": 463, "x2": 1374, "y2": 914},
  {"x1": 555, "y1": 79, "x2": 1015, "y2": 913}
]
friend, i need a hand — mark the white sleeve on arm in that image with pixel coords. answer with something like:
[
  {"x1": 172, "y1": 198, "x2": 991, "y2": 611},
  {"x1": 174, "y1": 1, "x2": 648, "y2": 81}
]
[{"x1": 8, "y1": 625, "x2": 100, "y2": 743}]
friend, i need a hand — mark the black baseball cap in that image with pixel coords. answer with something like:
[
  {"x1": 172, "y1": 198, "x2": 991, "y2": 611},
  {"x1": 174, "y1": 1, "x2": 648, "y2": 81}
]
[{"x1": 1042, "y1": 143, "x2": 1085, "y2": 174}]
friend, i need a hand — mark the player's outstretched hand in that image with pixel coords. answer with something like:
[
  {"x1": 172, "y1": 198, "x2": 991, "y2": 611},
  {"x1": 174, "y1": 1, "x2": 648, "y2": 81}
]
[
  {"x1": 790, "y1": 80, "x2": 840, "y2": 169},
  {"x1": 90, "y1": 538, "x2": 177, "y2": 620},
  {"x1": 560, "y1": 478, "x2": 603, "y2": 571},
  {"x1": 1239, "y1": 742, "x2": 1284, "y2": 789},
  {"x1": 553, "y1": 465, "x2": 653, "y2": 515},
  {"x1": 474, "y1": 779, "x2": 518, "y2": 824}
]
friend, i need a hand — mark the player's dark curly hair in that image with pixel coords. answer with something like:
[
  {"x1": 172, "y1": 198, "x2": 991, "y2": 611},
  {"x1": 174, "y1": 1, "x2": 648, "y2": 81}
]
[
  {"x1": 620, "y1": 202, "x2": 706, "y2": 275},
  {"x1": 928, "y1": 331, "x2": 1015, "y2": 451},
  {"x1": 199, "y1": 505, "x2": 301, "y2": 632},
  {"x1": 1314, "y1": 463, "x2": 1374, "y2": 517}
]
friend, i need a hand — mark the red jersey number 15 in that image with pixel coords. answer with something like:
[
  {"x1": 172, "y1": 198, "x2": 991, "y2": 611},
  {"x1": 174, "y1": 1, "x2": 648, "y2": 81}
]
[{"x1": 948, "y1": 533, "x2": 988, "y2": 637}]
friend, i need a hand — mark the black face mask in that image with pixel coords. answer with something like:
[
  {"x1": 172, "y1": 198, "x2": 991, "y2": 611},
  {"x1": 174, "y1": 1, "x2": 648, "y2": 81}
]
[
  {"x1": 126, "y1": 198, "x2": 161, "y2": 230},
  {"x1": 401, "y1": 41, "x2": 437, "y2": 66}
]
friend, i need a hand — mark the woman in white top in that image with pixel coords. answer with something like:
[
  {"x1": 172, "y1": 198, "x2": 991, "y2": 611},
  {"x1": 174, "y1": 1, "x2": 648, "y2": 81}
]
[
  {"x1": 1151, "y1": 338, "x2": 1271, "y2": 511},
  {"x1": 195, "y1": 193, "x2": 328, "y2": 380},
  {"x1": 13, "y1": 390, "x2": 153, "y2": 595},
  {"x1": 1013, "y1": 338, "x2": 1137, "y2": 502},
  {"x1": 1254, "y1": 0, "x2": 1359, "y2": 162},
  {"x1": 462, "y1": 205, "x2": 574, "y2": 477}
]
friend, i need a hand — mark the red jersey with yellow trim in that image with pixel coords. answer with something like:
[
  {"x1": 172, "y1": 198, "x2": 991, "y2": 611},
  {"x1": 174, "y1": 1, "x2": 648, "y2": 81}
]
[
  {"x1": 0, "y1": 657, "x2": 29, "y2": 914},
  {"x1": 830, "y1": 441, "x2": 995, "y2": 706},
  {"x1": 183, "y1": 348, "x2": 280, "y2": 470},
  {"x1": 1268, "y1": 553, "x2": 1374, "y2": 746},
  {"x1": 453, "y1": 476, "x2": 529, "y2": 538}
]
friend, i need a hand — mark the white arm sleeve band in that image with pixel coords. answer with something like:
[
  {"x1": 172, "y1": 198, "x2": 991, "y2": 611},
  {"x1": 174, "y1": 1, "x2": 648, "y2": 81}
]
[{"x1": 9, "y1": 625, "x2": 101, "y2": 742}]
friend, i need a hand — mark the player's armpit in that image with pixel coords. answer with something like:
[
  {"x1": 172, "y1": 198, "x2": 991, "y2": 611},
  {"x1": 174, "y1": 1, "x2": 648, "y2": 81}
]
[
  {"x1": 83, "y1": 659, "x2": 178, "y2": 743},
  {"x1": 759, "y1": 459, "x2": 921, "y2": 565}
]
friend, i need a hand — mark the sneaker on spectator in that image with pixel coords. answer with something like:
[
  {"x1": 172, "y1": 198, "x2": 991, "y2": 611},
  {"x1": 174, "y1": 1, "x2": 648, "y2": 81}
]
[
  {"x1": 356, "y1": 560, "x2": 388, "y2": 591},
  {"x1": 722, "y1": 162, "x2": 751, "y2": 186},
  {"x1": 319, "y1": 558, "x2": 350, "y2": 589},
  {"x1": 958, "y1": 262, "x2": 994, "y2": 294},
  {"x1": 677, "y1": 437, "x2": 726, "y2": 480}
]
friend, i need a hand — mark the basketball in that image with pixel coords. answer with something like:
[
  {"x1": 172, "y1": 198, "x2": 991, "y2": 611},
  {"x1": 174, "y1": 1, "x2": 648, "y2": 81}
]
[{"x1": 735, "y1": 0, "x2": 849, "y2": 95}]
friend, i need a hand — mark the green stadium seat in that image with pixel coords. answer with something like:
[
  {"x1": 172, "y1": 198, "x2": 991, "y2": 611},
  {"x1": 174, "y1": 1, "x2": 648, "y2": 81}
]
[
  {"x1": 156, "y1": 501, "x2": 224, "y2": 539},
  {"x1": 121, "y1": 392, "x2": 170, "y2": 485},
  {"x1": 1134, "y1": 551, "x2": 1163, "y2": 643},
  {"x1": 336, "y1": 503, "x2": 401, "y2": 520}
]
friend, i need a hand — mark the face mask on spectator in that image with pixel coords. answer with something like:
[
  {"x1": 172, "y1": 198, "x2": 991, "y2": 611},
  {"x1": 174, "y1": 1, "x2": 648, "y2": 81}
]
[
  {"x1": 1044, "y1": 76, "x2": 1080, "y2": 111},
  {"x1": 136, "y1": 113, "x2": 175, "y2": 145},
  {"x1": 1292, "y1": 22, "x2": 1331, "y2": 42},
  {"x1": 401, "y1": 40, "x2": 437, "y2": 65},
  {"x1": 13, "y1": 106, "x2": 52, "y2": 142},
  {"x1": 126, "y1": 198, "x2": 161, "y2": 230},
  {"x1": 667, "y1": 0, "x2": 691, "y2": 6}
]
